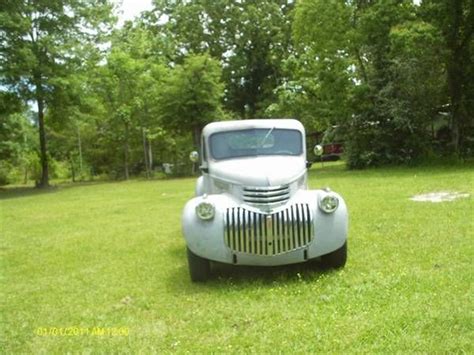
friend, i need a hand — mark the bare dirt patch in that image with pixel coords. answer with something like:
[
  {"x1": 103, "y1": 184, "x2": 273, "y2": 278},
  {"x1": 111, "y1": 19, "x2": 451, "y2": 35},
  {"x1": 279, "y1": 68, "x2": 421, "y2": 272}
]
[{"x1": 410, "y1": 191, "x2": 470, "y2": 203}]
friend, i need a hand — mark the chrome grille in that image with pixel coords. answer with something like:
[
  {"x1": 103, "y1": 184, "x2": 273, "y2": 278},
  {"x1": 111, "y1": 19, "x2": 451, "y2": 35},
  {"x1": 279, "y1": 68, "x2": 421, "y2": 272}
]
[
  {"x1": 224, "y1": 204, "x2": 313, "y2": 256},
  {"x1": 242, "y1": 185, "x2": 290, "y2": 205}
]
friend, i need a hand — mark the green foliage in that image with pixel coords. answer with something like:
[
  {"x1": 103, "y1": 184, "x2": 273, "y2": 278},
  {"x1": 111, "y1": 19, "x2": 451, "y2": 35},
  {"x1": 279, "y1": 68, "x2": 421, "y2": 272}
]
[
  {"x1": 0, "y1": 0, "x2": 115, "y2": 186},
  {"x1": 0, "y1": 161, "x2": 13, "y2": 186},
  {"x1": 149, "y1": 0, "x2": 293, "y2": 117},
  {"x1": 1, "y1": 0, "x2": 473, "y2": 184},
  {"x1": 0, "y1": 92, "x2": 38, "y2": 185},
  {"x1": 290, "y1": 0, "x2": 473, "y2": 167},
  {"x1": 294, "y1": 0, "x2": 351, "y2": 54},
  {"x1": 344, "y1": 17, "x2": 446, "y2": 168},
  {"x1": 420, "y1": 0, "x2": 474, "y2": 155},
  {"x1": 268, "y1": 52, "x2": 353, "y2": 133},
  {"x1": 92, "y1": 38, "x2": 165, "y2": 179},
  {"x1": 158, "y1": 54, "x2": 224, "y2": 147}
]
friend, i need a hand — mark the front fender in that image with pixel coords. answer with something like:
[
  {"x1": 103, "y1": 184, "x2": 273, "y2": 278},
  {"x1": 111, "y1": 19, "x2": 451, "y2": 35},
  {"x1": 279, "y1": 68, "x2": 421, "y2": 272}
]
[
  {"x1": 309, "y1": 190, "x2": 348, "y2": 258},
  {"x1": 182, "y1": 194, "x2": 235, "y2": 263}
]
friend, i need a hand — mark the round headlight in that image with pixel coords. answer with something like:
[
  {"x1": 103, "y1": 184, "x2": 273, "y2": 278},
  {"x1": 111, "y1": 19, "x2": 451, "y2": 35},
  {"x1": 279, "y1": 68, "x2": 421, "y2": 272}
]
[
  {"x1": 195, "y1": 201, "x2": 215, "y2": 220},
  {"x1": 319, "y1": 194, "x2": 339, "y2": 213}
]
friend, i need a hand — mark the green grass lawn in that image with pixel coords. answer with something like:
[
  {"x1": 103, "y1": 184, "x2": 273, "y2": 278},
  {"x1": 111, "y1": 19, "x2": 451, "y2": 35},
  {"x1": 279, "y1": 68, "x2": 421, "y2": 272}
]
[{"x1": 1, "y1": 163, "x2": 473, "y2": 353}]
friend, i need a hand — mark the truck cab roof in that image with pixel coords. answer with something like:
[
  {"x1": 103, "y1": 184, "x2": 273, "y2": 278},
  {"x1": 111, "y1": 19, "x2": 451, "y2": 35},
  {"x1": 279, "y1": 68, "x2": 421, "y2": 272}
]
[{"x1": 202, "y1": 119, "x2": 305, "y2": 137}]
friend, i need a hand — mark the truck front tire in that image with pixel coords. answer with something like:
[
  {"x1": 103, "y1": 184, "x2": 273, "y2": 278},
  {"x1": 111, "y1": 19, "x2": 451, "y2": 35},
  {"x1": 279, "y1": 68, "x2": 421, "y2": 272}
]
[
  {"x1": 320, "y1": 241, "x2": 347, "y2": 269},
  {"x1": 187, "y1": 247, "x2": 211, "y2": 282}
]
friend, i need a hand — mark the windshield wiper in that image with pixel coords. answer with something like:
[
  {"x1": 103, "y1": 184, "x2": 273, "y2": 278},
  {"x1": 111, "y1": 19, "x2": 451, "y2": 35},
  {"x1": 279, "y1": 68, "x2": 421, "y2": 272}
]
[{"x1": 259, "y1": 127, "x2": 275, "y2": 148}]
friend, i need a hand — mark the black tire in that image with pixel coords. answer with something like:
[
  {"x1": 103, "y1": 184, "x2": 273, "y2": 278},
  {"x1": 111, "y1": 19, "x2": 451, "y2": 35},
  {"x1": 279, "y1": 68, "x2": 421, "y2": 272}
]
[
  {"x1": 187, "y1": 247, "x2": 211, "y2": 282},
  {"x1": 320, "y1": 241, "x2": 347, "y2": 269}
]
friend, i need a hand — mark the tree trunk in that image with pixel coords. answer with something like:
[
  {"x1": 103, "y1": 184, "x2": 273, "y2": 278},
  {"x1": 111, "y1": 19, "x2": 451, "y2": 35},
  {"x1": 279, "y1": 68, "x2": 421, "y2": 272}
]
[
  {"x1": 23, "y1": 130, "x2": 29, "y2": 184},
  {"x1": 77, "y1": 126, "x2": 83, "y2": 176},
  {"x1": 124, "y1": 122, "x2": 130, "y2": 180},
  {"x1": 148, "y1": 137, "x2": 153, "y2": 171},
  {"x1": 142, "y1": 126, "x2": 150, "y2": 178},
  {"x1": 36, "y1": 92, "x2": 49, "y2": 187},
  {"x1": 70, "y1": 157, "x2": 76, "y2": 183},
  {"x1": 447, "y1": 46, "x2": 462, "y2": 154},
  {"x1": 447, "y1": 46, "x2": 468, "y2": 155},
  {"x1": 355, "y1": 48, "x2": 369, "y2": 85},
  {"x1": 24, "y1": 166, "x2": 28, "y2": 185},
  {"x1": 445, "y1": 0, "x2": 472, "y2": 155}
]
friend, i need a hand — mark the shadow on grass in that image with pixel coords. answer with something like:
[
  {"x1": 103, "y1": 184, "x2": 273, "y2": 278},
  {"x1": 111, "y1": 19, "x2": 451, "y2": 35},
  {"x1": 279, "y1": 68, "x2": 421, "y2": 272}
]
[
  {"x1": 0, "y1": 185, "x2": 59, "y2": 200},
  {"x1": 210, "y1": 259, "x2": 334, "y2": 283},
  {"x1": 0, "y1": 175, "x2": 197, "y2": 201},
  {"x1": 0, "y1": 180, "x2": 128, "y2": 200},
  {"x1": 165, "y1": 248, "x2": 338, "y2": 295}
]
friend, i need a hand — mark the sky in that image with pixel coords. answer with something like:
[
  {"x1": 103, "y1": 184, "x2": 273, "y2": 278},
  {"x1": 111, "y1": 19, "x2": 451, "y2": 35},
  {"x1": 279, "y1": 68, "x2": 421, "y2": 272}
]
[{"x1": 114, "y1": 0, "x2": 154, "y2": 26}]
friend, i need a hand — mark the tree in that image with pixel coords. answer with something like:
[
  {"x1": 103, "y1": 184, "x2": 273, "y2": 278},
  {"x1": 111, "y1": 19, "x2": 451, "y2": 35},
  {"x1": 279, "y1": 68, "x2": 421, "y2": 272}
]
[
  {"x1": 148, "y1": 0, "x2": 294, "y2": 118},
  {"x1": 291, "y1": 0, "x2": 453, "y2": 167},
  {"x1": 0, "y1": 0, "x2": 114, "y2": 187},
  {"x1": 47, "y1": 68, "x2": 105, "y2": 182},
  {"x1": 98, "y1": 49, "x2": 142, "y2": 180},
  {"x1": 387, "y1": 21, "x2": 446, "y2": 143},
  {"x1": 158, "y1": 54, "x2": 224, "y2": 149},
  {"x1": 421, "y1": 0, "x2": 474, "y2": 155},
  {"x1": 0, "y1": 92, "x2": 38, "y2": 185},
  {"x1": 94, "y1": 37, "x2": 167, "y2": 179},
  {"x1": 112, "y1": 23, "x2": 168, "y2": 178},
  {"x1": 290, "y1": 0, "x2": 365, "y2": 131}
]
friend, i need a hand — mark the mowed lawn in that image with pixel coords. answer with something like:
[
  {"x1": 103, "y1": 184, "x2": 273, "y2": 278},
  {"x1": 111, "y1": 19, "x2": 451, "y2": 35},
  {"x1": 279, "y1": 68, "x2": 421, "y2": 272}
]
[{"x1": 1, "y1": 163, "x2": 473, "y2": 353}]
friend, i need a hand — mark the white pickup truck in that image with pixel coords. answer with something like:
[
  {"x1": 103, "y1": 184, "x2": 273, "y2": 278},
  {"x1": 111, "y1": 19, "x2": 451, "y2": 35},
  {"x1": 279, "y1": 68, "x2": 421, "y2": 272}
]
[{"x1": 182, "y1": 119, "x2": 348, "y2": 281}]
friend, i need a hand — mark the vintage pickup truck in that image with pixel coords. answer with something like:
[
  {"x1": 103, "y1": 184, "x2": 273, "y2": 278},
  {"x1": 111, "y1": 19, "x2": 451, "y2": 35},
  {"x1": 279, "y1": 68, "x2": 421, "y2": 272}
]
[{"x1": 182, "y1": 119, "x2": 348, "y2": 281}]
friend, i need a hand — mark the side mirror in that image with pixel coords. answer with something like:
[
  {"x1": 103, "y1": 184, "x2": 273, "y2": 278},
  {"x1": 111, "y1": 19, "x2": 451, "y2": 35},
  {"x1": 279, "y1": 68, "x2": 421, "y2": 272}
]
[
  {"x1": 313, "y1": 144, "x2": 323, "y2": 157},
  {"x1": 189, "y1": 151, "x2": 199, "y2": 163}
]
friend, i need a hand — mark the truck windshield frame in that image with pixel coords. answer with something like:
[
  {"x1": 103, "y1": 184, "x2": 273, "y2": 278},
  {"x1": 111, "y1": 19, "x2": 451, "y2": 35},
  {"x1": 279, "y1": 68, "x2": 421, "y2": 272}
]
[{"x1": 209, "y1": 128, "x2": 303, "y2": 161}]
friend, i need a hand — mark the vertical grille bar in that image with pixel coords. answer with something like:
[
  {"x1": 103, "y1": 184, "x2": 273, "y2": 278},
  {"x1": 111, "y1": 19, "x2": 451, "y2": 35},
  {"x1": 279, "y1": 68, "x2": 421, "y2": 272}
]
[
  {"x1": 275, "y1": 213, "x2": 280, "y2": 254},
  {"x1": 286, "y1": 208, "x2": 293, "y2": 251},
  {"x1": 248, "y1": 211, "x2": 253, "y2": 254},
  {"x1": 279, "y1": 212, "x2": 283, "y2": 254},
  {"x1": 236, "y1": 207, "x2": 241, "y2": 252},
  {"x1": 295, "y1": 204, "x2": 301, "y2": 247},
  {"x1": 245, "y1": 210, "x2": 250, "y2": 253},
  {"x1": 241, "y1": 208, "x2": 245, "y2": 253},
  {"x1": 306, "y1": 204, "x2": 312, "y2": 242},
  {"x1": 281, "y1": 210, "x2": 287, "y2": 252},
  {"x1": 231, "y1": 208, "x2": 236, "y2": 251},
  {"x1": 290, "y1": 205, "x2": 296, "y2": 249},
  {"x1": 225, "y1": 209, "x2": 230, "y2": 247},
  {"x1": 300, "y1": 204, "x2": 309, "y2": 244},
  {"x1": 262, "y1": 214, "x2": 266, "y2": 256},
  {"x1": 257, "y1": 213, "x2": 262, "y2": 255},
  {"x1": 271, "y1": 214, "x2": 276, "y2": 255}
]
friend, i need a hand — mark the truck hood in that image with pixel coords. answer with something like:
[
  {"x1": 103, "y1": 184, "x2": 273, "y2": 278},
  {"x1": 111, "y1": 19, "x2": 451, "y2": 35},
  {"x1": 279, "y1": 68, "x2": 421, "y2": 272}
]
[{"x1": 209, "y1": 156, "x2": 305, "y2": 186}]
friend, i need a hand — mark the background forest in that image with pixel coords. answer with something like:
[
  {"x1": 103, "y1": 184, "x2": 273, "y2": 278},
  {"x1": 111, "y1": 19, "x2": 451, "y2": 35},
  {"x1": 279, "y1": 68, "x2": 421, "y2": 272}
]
[{"x1": 1, "y1": 0, "x2": 473, "y2": 187}]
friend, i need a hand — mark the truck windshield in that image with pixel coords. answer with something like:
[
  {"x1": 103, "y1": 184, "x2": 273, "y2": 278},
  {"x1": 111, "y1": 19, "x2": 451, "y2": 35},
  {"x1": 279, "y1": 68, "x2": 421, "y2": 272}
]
[{"x1": 209, "y1": 128, "x2": 303, "y2": 160}]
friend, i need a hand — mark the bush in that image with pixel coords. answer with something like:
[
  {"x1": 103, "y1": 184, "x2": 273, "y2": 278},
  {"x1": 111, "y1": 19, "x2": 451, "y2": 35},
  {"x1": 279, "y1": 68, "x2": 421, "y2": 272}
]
[
  {"x1": 0, "y1": 161, "x2": 13, "y2": 186},
  {"x1": 343, "y1": 119, "x2": 430, "y2": 169},
  {"x1": 0, "y1": 153, "x2": 41, "y2": 186}
]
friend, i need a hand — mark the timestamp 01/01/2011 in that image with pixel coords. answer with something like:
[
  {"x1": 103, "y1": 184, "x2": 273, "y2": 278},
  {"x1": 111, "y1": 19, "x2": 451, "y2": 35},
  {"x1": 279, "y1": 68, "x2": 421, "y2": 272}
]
[{"x1": 34, "y1": 326, "x2": 129, "y2": 337}]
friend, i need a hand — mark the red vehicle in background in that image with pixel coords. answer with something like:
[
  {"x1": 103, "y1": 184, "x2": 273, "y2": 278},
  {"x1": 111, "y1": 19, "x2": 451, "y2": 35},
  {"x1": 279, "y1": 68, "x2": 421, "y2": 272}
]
[
  {"x1": 307, "y1": 126, "x2": 344, "y2": 162},
  {"x1": 320, "y1": 142, "x2": 344, "y2": 161}
]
